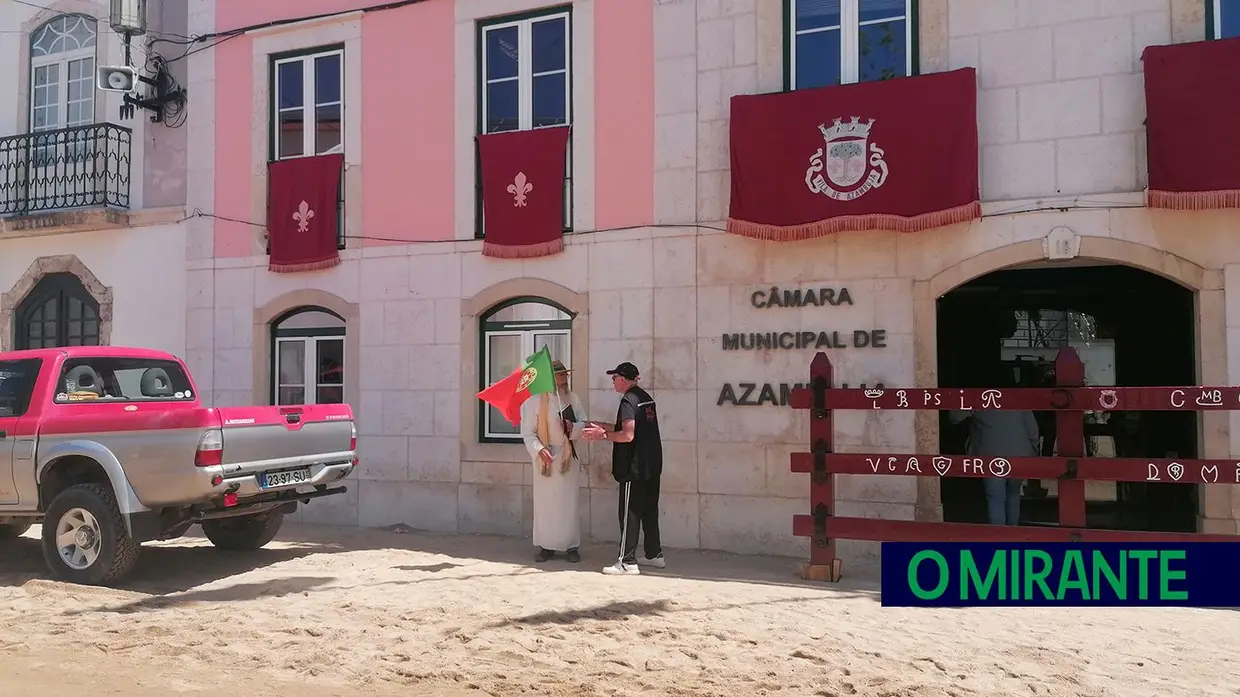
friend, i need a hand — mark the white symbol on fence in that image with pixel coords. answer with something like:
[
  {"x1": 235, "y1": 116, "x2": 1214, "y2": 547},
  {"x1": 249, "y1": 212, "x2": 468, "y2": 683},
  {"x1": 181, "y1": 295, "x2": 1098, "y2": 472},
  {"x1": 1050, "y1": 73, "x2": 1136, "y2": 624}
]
[
  {"x1": 988, "y1": 458, "x2": 1012, "y2": 477},
  {"x1": 896, "y1": 390, "x2": 908, "y2": 408},
  {"x1": 980, "y1": 389, "x2": 1003, "y2": 409},
  {"x1": 1196, "y1": 389, "x2": 1223, "y2": 407},
  {"x1": 932, "y1": 456, "x2": 951, "y2": 476},
  {"x1": 1168, "y1": 462, "x2": 1184, "y2": 481},
  {"x1": 1201, "y1": 464, "x2": 1219, "y2": 483},
  {"x1": 864, "y1": 389, "x2": 884, "y2": 399},
  {"x1": 1098, "y1": 389, "x2": 1118, "y2": 410}
]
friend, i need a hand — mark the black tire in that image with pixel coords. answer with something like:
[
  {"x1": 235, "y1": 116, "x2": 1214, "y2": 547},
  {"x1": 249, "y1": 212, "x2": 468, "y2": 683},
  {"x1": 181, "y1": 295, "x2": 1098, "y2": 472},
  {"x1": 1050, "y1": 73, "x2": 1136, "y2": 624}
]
[
  {"x1": 0, "y1": 523, "x2": 32, "y2": 539},
  {"x1": 201, "y1": 511, "x2": 283, "y2": 551},
  {"x1": 41, "y1": 483, "x2": 140, "y2": 586}
]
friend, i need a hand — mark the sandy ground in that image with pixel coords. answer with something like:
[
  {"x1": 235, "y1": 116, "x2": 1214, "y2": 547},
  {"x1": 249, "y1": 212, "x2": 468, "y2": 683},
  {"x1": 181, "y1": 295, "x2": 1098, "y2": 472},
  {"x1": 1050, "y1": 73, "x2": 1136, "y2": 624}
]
[{"x1": 1, "y1": 524, "x2": 1237, "y2": 697}]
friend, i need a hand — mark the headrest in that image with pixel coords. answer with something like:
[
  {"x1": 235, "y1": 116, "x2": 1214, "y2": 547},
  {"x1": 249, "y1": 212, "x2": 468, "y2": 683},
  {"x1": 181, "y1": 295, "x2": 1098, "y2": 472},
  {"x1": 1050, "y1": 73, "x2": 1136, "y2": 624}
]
[
  {"x1": 64, "y1": 365, "x2": 103, "y2": 397},
  {"x1": 140, "y1": 367, "x2": 175, "y2": 397}
]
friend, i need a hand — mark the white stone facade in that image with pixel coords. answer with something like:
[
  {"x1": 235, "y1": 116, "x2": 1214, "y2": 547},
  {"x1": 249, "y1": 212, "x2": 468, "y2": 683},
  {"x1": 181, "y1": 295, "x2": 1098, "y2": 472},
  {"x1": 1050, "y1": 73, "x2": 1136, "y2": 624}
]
[
  {"x1": 185, "y1": 0, "x2": 1240, "y2": 560},
  {"x1": 1, "y1": 0, "x2": 188, "y2": 357}
]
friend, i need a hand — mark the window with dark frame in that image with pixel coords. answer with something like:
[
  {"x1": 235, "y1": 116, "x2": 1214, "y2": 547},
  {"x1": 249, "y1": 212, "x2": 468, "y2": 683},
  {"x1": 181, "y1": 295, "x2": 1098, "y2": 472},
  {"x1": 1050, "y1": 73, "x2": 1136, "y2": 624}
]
[
  {"x1": 269, "y1": 46, "x2": 346, "y2": 250},
  {"x1": 786, "y1": 0, "x2": 915, "y2": 90},
  {"x1": 478, "y1": 298, "x2": 572, "y2": 442},
  {"x1": 475, "y1": 8, "x2": 573, "y2": 239},
  {"x1": 271, "y1": 307, "x2": 346, "y2": 407},
  {"x1": 15, "y1": 273, "x2": 100, "y2": 350},
  {"x1": 1211, "y1": 0, "x2": 1240, "y2": 38}
]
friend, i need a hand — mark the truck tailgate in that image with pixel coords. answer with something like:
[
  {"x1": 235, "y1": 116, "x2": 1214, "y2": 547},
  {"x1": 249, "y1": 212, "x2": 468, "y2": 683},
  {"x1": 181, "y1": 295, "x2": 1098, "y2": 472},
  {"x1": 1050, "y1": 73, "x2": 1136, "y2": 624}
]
[{"x1": 215, "y1": 404, "x2": 354, "y2": 470}]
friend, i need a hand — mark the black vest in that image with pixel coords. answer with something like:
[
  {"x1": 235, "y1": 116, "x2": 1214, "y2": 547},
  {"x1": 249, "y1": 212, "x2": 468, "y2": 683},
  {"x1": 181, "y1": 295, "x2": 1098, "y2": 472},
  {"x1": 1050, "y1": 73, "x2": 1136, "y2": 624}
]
[{"x1": 612, "y1": 386, "x2": 663, "y2": 481}]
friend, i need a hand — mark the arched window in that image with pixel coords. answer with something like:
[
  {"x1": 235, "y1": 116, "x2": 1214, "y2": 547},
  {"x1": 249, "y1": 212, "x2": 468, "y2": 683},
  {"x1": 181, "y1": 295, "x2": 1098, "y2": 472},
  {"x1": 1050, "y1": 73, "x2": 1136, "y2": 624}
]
[
  {"x1": 479, "y1": 297, "x2": 573, "y2": 440},
  {"x1": 16, "y1": 272, "x2": 100, "y2": 349},
  {"x1": 29, "y1": 14, "x2": 97, "y2": 134},
  {"x1": 272, "y1": 307, "x2": 345, "y2": 406}
]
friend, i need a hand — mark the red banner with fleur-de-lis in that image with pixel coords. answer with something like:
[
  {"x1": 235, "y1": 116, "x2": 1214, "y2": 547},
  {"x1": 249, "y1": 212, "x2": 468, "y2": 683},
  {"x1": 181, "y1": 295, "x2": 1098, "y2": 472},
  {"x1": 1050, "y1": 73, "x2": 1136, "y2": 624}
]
[
  {"x1": 266, "y1": 153, "x2": 344, "y2": 272},
  {"x1": 477, "y1": 126, "x2": 571, "y2": 258}
]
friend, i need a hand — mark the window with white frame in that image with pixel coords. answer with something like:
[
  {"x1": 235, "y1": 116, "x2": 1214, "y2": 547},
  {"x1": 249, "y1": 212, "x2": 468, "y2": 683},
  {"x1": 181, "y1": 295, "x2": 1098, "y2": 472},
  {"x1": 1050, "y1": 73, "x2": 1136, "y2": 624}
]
[
  {"x1": 270, "y1": 46, "x2": 346, "y2": 249},
  {"x1": 272, "y1": 308, "x2": 345, "y2": 406},
  {"x1": 272, "y1": 46, "x2": 344, "y2": 159},
  {"x1": 1212, "y1": 0, "x2": 1240, "y2": 38},
  {"x1": 29, "y1": 14, "x2": 97, "y2": 134},
  {"x1": 479, "y1": 299, "x2": 572, "y2": 441},
  {"x1": 477, "y1": 9, "x2": 572, "y2": 234},
  {"x1": 28, "y1": 14, "x2": 98, "y2": 165},
  {"x1": 788, "y1": 0, "x2": 914, "y2": 90}
]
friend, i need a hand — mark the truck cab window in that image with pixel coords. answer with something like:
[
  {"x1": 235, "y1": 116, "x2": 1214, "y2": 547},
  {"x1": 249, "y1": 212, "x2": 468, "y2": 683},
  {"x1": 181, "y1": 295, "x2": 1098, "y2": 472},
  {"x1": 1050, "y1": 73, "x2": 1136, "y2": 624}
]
[
  {"x1": 0, "y1": 359, "x2": 43, "y2": 417},
  {"x1": 55, "y1": 358, "x2": 194, "y2": 403}
]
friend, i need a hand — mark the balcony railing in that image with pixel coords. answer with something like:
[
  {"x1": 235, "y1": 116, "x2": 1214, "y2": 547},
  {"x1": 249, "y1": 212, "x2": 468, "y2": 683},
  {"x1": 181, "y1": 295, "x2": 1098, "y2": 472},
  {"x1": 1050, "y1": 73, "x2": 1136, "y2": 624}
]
[{"x1": 0, "y1": 123, "x2": 132, "y2": 217}]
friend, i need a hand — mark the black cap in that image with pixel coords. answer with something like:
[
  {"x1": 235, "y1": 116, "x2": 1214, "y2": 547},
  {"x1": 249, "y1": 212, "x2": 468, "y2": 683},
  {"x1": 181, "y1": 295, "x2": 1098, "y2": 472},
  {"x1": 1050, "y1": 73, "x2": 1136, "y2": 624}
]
[{"x1": 606, "y1": 362, "x2": 640, "y2": 380}]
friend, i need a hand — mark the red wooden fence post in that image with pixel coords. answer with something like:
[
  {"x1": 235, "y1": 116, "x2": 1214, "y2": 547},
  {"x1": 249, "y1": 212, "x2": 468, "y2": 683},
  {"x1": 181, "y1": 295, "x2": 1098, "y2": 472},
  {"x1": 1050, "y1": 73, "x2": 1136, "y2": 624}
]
[
  {"x1": 798, "y1": 352, "x2": 842, "y2": 582},
  {"x1": 1054, "y1": 348, "x2": 1086, "y2": 529}
]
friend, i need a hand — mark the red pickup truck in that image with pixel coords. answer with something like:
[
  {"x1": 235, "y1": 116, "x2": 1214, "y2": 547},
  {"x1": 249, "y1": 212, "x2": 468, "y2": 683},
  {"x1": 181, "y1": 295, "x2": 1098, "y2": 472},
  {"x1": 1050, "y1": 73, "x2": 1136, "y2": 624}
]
[{"x1": 0, "y1": 346, "x2": 357, "y2": 585}]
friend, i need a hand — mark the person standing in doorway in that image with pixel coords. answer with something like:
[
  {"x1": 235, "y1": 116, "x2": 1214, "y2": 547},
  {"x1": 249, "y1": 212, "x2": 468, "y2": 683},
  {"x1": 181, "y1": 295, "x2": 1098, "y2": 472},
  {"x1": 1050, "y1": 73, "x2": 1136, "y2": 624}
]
[
  {"x1": 949, "y1": 366, "x2": 1039, "y2": 526},
  {"x1": 520, "y1": 360, "x2": 588, "y2": 563},
  {"x1": 583, "y1": 362, "x2": 664, "y2": 575}
]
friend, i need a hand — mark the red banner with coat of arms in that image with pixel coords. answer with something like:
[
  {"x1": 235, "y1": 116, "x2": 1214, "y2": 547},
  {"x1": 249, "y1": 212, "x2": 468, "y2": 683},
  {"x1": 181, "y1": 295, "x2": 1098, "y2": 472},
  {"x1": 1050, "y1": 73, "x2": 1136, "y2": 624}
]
[{"x1": 727, "y1": 67, "x2": 981, "y2": 241}]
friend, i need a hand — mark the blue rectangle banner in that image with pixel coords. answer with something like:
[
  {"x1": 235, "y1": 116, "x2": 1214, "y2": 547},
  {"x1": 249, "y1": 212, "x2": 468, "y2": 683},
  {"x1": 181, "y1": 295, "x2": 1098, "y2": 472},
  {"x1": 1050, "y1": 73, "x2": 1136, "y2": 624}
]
[{"x1": 880, "y1": 542, "x2": 1240, "y2": 607}]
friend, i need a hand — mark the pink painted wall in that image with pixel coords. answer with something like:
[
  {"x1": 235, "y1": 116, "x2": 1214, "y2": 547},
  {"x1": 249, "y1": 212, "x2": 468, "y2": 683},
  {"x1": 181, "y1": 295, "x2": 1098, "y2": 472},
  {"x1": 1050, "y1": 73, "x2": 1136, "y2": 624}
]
[
  {"x1": 360, "y1": 1, "x2": 455, "y2": 245},
  {"x1": 215, "y1": 0, "x2": 370, "y2": 33},
  {"x1": 211, "y1": 0, "x2": 656, "y2": 257},
  {"x1": 594, "y1": 0, "x2": 655, "y2": 230},
  {"x1": 212, "y1": 36, "x2": 254, "y2": 258}
]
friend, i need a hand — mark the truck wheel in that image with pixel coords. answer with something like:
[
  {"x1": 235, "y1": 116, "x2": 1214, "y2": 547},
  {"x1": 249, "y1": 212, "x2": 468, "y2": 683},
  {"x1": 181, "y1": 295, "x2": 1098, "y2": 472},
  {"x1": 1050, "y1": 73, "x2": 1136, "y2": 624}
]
[
  {"x1": 0, "y1": 523, "x2": 32, "y2": 539},
  {"x1": 41, "y1": 483, "x2": 140, "y2": 586},
  {"x1": 201, "y1": 511, "x2": 283, "y2": 551}
]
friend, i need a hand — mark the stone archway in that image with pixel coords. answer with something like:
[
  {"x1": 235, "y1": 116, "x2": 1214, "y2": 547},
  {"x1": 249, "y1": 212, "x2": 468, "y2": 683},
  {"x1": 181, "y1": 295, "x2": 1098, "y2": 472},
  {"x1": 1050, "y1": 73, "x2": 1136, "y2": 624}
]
[
  {"x1": 0, "y1": 255, "x2": 113, "y2": 351},
  {"x1": 251, "y1": 289, "x2": 360, "y2": 408},
  {"x1": 909, "y1": 236, "x2": 1224, "y2": 525},
  {"x1": 460, "y1": 277, "x2": 589, "y2": 463}
]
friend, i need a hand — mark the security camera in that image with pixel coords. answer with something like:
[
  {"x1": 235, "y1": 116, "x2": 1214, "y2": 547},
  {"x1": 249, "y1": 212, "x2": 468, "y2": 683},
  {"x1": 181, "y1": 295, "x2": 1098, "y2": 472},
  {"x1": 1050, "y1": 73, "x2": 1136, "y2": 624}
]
[{"x1": 97, "y1": 65, "x2": 138, "y2": 93}]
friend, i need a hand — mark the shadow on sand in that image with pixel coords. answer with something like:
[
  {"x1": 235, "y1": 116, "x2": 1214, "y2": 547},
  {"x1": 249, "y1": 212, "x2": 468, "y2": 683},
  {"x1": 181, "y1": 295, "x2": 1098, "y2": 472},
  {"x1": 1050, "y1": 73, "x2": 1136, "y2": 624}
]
[
  {"x1": 0, "y1": 531, "x2": 347, "y2": 595},
  {"x1": 274, "y1": 522, "x2": 884, "y2": 600},
  {"x1": 1, "y1": 520, "x2": 882, "y2": 610}
]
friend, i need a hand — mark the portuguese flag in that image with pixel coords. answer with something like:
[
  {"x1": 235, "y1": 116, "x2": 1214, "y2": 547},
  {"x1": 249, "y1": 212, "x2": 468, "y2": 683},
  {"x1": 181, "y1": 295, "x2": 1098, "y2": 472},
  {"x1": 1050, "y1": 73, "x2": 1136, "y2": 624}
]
[{"x1": 477, "y1": 346, "x2": 556, "y2": 426}]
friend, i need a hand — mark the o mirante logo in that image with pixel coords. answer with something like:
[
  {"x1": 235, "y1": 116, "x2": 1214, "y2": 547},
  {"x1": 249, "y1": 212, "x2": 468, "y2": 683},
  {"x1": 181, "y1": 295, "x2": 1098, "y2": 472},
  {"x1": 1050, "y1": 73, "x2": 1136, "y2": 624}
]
[{"x1": 877, "y1": 543, "x2": 1235, "y2": 607}]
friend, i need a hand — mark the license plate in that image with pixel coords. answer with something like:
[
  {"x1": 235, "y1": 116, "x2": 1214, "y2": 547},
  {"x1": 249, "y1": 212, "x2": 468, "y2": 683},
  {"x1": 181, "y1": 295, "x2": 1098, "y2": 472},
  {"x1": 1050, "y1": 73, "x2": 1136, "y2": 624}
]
[{"x1": 261, "y1": 468, "x2": 312, "y2": 488}]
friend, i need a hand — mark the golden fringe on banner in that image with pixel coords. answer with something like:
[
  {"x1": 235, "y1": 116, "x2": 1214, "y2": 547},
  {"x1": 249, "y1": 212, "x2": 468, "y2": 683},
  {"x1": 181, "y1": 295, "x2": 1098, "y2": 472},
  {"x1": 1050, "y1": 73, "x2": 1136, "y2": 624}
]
[
  {"x1": 725, "y1": 201, "x2": 982, "y2": 241},
  {"x1": 482, "y1": 237, "x2": 565, "y2": 259},
  {"x1": 268, "y1": 256, "x2": 342, "y2": 273},
  {"x1": 1146, "y1": 188, "x2": 1240, "y2": 210}
]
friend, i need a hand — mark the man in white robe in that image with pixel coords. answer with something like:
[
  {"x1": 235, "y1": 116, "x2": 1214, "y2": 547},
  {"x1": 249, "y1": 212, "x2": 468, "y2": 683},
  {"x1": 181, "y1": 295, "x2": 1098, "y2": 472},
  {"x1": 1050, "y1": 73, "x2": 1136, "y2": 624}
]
[{"x1": 520, "y1": 360, "x2": 587, "y2": 563}]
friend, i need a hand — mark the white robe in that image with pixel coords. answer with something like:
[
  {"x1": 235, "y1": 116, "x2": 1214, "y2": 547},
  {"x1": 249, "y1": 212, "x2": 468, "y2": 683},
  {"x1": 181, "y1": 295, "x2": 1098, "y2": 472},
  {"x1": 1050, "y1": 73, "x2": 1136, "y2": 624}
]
[{"x1": 520, "y1": 390, "x2": 586, "y2": 552}]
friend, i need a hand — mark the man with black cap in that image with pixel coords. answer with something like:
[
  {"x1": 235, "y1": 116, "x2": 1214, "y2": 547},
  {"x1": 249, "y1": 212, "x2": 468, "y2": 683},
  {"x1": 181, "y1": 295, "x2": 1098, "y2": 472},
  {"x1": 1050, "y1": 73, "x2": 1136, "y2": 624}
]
[{"x1": 583, "y1": 362, "x2": 664, "y2": 575}]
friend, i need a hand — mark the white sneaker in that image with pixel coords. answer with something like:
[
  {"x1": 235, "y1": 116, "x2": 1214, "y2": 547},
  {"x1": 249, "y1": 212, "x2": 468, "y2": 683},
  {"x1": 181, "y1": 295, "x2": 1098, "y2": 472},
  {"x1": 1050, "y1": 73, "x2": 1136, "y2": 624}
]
[
  {"x1": 637, "y1": 554, "x2": 666, "y2": 568},
  {"x1": 602, "y1": 561, "x2": 640, "y2": 575}
]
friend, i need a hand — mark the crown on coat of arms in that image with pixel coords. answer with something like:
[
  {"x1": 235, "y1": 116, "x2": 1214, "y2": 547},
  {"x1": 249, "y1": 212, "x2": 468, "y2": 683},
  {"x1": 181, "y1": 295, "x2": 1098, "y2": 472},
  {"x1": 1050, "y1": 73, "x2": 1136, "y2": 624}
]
[{"x1": 819, "y1": 117, "x2": 875, "y2": 142}]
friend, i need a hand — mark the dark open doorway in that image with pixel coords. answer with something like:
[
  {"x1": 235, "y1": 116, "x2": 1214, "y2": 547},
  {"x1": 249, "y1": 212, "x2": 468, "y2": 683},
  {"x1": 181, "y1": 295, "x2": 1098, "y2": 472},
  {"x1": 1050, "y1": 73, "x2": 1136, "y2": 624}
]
[{"x1": 936, "y1": 263, "x2": 1198, "y2": 532}]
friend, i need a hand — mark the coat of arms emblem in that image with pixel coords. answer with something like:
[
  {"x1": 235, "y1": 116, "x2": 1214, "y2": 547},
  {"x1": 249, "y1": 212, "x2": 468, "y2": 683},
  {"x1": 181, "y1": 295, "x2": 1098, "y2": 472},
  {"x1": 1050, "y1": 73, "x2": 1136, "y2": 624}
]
[{"x1": 805, "y1": 116, "x2": 889, "y2": 201}]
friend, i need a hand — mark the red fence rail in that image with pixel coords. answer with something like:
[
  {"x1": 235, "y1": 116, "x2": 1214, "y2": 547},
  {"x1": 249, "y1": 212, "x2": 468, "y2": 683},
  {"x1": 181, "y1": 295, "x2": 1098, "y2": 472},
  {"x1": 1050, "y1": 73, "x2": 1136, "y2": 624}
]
[{"x1": 787, "y1": 347, "x2": 1239, "y2": 582}]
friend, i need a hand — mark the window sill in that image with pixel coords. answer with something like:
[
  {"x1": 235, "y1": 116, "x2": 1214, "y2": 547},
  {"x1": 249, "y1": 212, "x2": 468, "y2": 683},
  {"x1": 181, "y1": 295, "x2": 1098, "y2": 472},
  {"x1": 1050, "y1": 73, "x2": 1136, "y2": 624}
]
[
  {"x1": 0, "y1": 206, "x2": 184, "y2": 238},
  {"x1": 462, "y1": 440, "x2": 528, "y2": 464}
]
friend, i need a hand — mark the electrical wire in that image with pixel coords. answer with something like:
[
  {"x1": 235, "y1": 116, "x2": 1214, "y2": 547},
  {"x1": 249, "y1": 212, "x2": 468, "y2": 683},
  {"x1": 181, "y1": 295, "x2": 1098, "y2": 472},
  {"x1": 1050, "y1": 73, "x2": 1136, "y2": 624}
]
[
  {"x1": 177, "y1": 209, "x2": 725, "y2": 245},
  {"x1": 175, "y1": 199, "x2": 1147, "y2": 247},
  {"x1": 155, "y1": 0, "x2": 435, "y2": 65}
]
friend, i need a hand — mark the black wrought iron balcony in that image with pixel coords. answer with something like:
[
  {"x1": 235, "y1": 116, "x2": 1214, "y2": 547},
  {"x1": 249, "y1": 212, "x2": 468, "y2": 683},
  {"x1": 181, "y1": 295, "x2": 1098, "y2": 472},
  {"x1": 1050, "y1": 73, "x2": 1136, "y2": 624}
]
[{"x1": 0, "y1": 123, "x2": 132, "y2": 217}]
